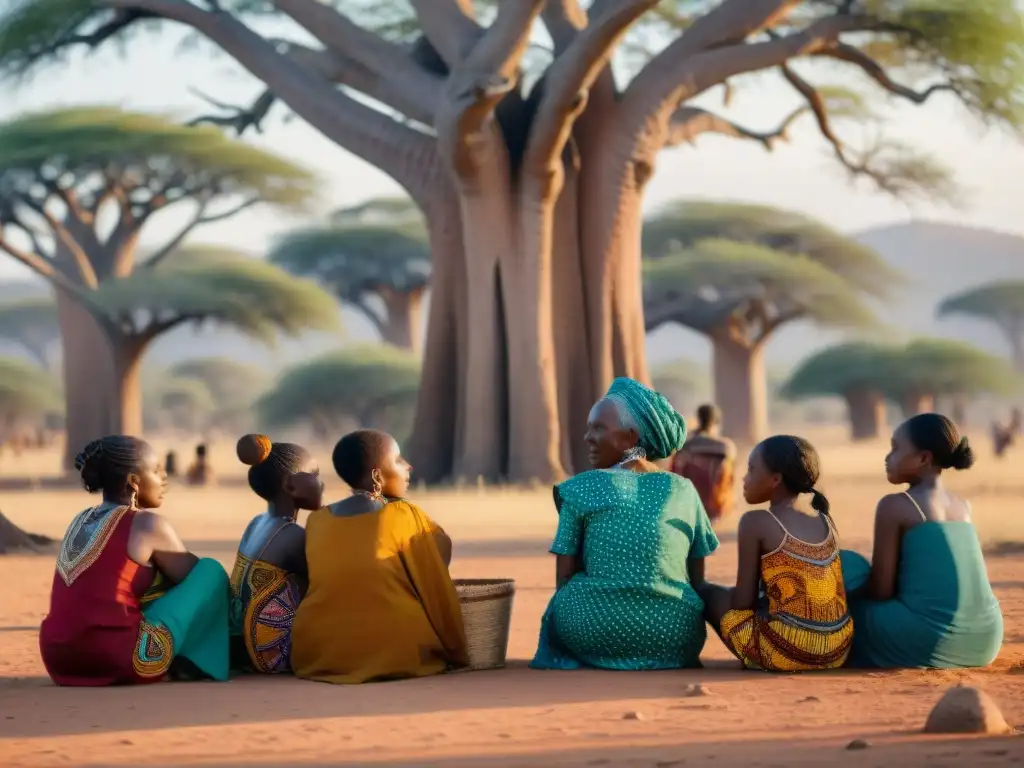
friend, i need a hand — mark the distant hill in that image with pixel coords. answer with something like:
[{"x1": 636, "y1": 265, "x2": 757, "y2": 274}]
[{"x1": 1, "y1": 220, "x2": 1022, "y2": 375}]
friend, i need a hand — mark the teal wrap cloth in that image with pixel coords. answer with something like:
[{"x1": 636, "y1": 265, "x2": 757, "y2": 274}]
[{"x1": 842, "y1": 522, "x2": 1003, "y2": 669}]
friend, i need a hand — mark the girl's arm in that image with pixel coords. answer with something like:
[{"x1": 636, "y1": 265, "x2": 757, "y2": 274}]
[
  {"x1": 134, "y1": 511, "x2": 199, "y2": 585},
  {"x1": 729, "y1": 511, "x2": 764, "y2": 611},
  {"x1": 864, "y1": 496, "x2": 904, "y2": 602}
]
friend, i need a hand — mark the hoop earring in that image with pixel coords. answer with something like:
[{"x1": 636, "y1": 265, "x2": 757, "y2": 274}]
[
  {"x1": 129, "y1": 488, "x2": 138, "y2": 509},
  {"x1": 370, "y1": 476, "x2": 384, "y2": 502},
  {"x1": 617, "y1": 445, "x2": 647, "y2": 467}
]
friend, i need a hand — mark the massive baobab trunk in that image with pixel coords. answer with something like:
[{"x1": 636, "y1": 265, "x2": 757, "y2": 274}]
[
  {"x1": 844, "y1": 388, "x2": 886, "y2": 441},
  {"x1": 711, "y1": 335, "x2": 767, "y2": 446},
  {"x1": 55, "y1": 289, "x2": 118, "y2": 470}
]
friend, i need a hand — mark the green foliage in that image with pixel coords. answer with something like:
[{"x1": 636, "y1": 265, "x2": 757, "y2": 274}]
[
  {"x1": 781, "y1": 341, "x2": 899, "y2": 399},
  {"x1": 0, "y1": 354, "x2": 62, "y2": 419},
  {"x1": 643, "y1": 238, "x2": 879, "y2": 334},
  {"x1": 0, "y1": 106, "x2": 318, "y2": 209},
  {"x1": 937, "y1": 280, "x2": 1024, "y2": 324},
  {"x1": 257, "y1": 345, "x2": 420, "y2": 440},
  {"x1": 269, "y1": 222, "x2": 430, "y2": 301},
  {"x1": 143, "y1": 375, "x2": 218, "y2": 433},
  {"x1": 892, "y1": 338, "x2": 1021, "y2": 399},
  {"x1": 782, "y1": 337, "x2": 1021, "y2": 402},
  {"x1": 643, "y1": 200, "x2": 902, "y2": 298},
  {"x1": 89, "y1": 246, "x2": 342, "y2": 345}
]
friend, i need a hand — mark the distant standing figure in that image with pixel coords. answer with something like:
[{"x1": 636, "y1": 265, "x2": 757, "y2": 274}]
[
  {"x1": 671, "y1": 404, "x2": 736, "y2": 522},
  {"x1": 185, "y1": 443, "x2": 213, "y2": 486},
  {"x1": 991, "y1": 407, "x2": 1021, "y2": 458},
  {"x1": 165, "y1": 451, "x2": 178, "y2": 479}
]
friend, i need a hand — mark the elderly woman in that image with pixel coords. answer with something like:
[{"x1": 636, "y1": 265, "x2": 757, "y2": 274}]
[{"x1": 530, "y1": 377, "x2": 720, "y2": 670}]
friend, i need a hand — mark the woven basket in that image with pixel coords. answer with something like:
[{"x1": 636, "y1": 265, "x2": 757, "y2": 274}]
[{"x1": 454, "y1": 578, "x2": 515, "y2": 671}]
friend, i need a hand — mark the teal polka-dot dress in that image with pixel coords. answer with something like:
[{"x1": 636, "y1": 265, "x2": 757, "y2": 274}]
[{"x1": 530, "y1": 469, "x2": 719, "y2": 670}]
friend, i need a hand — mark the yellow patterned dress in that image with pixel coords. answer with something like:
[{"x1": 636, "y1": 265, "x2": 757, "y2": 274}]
[
  {"x1": 230, "y1": 549, "x2": 303, "y2": 674},
  {"x1": 720, "y1": 512, "x2": 852, "y2": 671}
]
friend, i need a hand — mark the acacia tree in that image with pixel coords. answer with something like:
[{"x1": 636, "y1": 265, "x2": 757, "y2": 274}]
[
  {"x1": 782, "y1": 339, "x2": 1020, "y2": 437},
  {"x1": 938, "y1": 281, "x2": 1024, "y2": 371},
  {"x1": 165, "y1": 356, "x2": 269, "y2": 432},
  {"x1": 0, "y1": 107, "x2": 322, "y2": 467},
  {"x1": 644, "y1": 232, "x2": 880, "y2": 443},
  {"x1": 258, "y1": 345, "x2": 421, "y2": 443},
  {"x1": 3, "y1": 1, "x2": 1020, "y2": 481},
  {"x1": 0, "y1": 296, "x2": 59, "y2": 371},
  {"x1": 887, "y1": 338, "x2": 1020, "y2": 417},
  {"x1": 270, "y1": 216, "x2": 431, "y2": 355},
  {"x1": 781, "y1": 341, "x2": 895, "y2": 439}
]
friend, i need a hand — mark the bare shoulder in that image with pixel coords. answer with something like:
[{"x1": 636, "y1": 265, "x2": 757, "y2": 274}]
[
  {"x1": 276, "y1": 521, "x2": 306, "y2": 546},
  {"x1": 737, "y1": 508, "x2": 773, "y2": 535},
  {"x1": 133, "y1": 510, "x2": 168, "y2": 533},
  {"x1": 875, "y1": 492, "x2": 916, "y2": 524}
]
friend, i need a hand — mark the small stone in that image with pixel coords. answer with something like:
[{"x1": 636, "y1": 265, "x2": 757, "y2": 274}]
[
  {"x1": 923, "y1": 686, "x2": 1011, "y2": 735},
  {"x1": 622, "y1": 710, "x2": 646, "y2": 721},
  {"x1": 799, "y1": 696, "x2": 821, "y2": 703},
  {"x1": 681, "y1": 683, "x2": 711, "y2": 697},
  {"x1": 845, "y1": 739, "x2": 869, "y2": 750}
]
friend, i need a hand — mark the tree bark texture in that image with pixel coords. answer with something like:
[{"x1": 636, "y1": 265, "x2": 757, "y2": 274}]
[
  {"x1": 711, "y1": 335, "x2": 767, "y2": 446},
  {"x1": 379, "y1": 286, "x2": 426, "y2": 356},
  {"x1": 55, "y1": 287, "x2": 145, "y2": 470},
  {"x1": 844, "y1": 387, "x2": 886, "y2": 441},
  {"x1": 145, "y1": 0, "x2": 879, "y2": 482},
  {"x1": 55, "y1": 288, "x2": 119, "y2": 470}
]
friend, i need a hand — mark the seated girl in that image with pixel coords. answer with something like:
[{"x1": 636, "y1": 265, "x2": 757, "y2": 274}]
[
  {"x1": 290, "y1": 429, "x2": 468, "y2": 684},
  {"x1": 229, "y1": 434, "x2": 322, "y2": 674},
  {"x1": 530, "y1": 377, "x2": 719, "y2": 671},
  {"x1": 842, "y1": 414, "x2": 1003, "y2": 669},
  {"x1": 699, "y1": 435, "x2": 852, "y2": 672},
  {"x1": 39, "y1": 436, "x2": 230, "y2": 686}
]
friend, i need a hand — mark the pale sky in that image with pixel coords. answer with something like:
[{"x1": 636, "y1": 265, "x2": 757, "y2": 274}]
[{"x1": 1, "y1": 27, "x2": 1023, "y2": 282}]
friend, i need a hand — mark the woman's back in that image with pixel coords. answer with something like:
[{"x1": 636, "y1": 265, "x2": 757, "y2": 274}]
[
  {"x1": 291, "y1": 500, "x2": 467, "y2": 684},
  {"x1": 565, "y1": 470, "x2": 715, "y2": 592}
]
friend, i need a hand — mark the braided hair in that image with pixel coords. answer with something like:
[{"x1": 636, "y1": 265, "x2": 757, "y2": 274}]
[
  {"x1": 236, "y1": 434, "x2": 310, "y2": 500},
  {"x1": 758, "y1": 435, "x2": 832, "y2": 521},
  {"x1": 332, "y1": 429, "x2": 393, "y2": 490},
  {"x1": 904, "y1": 413, "x2": 975, "y2": 471},
  {"x1": 74, "y1": 436, "x2": 150, "y2": 495}
]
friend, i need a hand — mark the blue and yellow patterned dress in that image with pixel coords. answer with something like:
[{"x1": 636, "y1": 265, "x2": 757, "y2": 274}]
[{"x1": 530, "y1": 469, "x2": 719, "y2": 670}]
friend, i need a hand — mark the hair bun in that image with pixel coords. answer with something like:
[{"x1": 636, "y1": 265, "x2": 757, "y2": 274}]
[
  {"x1": 237, "y1": 434, "x2": 272, "y2": 466},
  {"x1": 949, "y1": 436, "x2": 975, "y2": 471}
]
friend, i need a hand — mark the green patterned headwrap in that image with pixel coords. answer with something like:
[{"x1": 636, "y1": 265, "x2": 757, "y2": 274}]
[{"x1": 603, "y1": 377, "x2": 687, "y2": 461}]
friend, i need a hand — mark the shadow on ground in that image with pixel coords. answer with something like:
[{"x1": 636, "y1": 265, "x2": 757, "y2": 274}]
[
  {"x1": 75, "y1": 731, "x2": 1024, "y2": 767},
  {"x1": 0, "y1": 660, "x2": 895, "y2": 740}
]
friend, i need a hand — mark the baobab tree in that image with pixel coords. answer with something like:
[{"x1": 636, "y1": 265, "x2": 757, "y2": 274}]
[
  {"x1": 270, "y1": 212, "x2": 431, "y2": 355},
  {"x1": 0, "y1": 296, "x2": 59, "y2": 372},
  {"x1": 938, "y1": 281, "x2": 1024, "y2": 371},
  {"x1": 781, "y1": 341, "x2": 895, "y2": 440},
  {"x1": 2, "y1": 1, "x2": 1020, "y2": 481},
  {"x1": 258, "y1": 345, "x2": 421, "y2": 443},
  {"x1": 643, "y1": 232, "x2": 881, "y2": 443},
  {"x1": 0, "y1": 107, "x2": 323, "y2": 467}
]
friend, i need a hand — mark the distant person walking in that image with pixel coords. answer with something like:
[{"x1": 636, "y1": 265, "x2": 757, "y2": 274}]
[
  {"x1": 671, "y1": 404, "x2": 736, "y2": 523},
  {"x1": 991, "y1": 407, "x2": 1021, "y2": 458}
]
